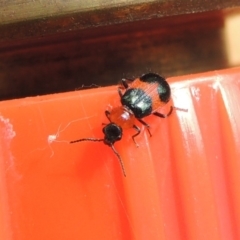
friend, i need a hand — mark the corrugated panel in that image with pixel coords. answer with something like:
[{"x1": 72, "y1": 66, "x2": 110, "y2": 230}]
[{"x1": 0, "y1": 67, "x2": 240, "y2": 240}]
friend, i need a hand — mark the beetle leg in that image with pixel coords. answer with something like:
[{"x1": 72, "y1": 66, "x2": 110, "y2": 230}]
[
  {"x1": 137, "y1": 119, "x2": 152, "y2": 137},
  {"x1": 121, "y1": 78, "x2": 130, "y2": 89},
  {"x1": 153, "y1": 106, "x2": 174, "y2": 118},
  {"x1": 105, "y1": 110, "x2": 111, "y2": 121},
  {"x1": 118, "y1": 77, "x2": 134, "y2": 98},
  {"x1": 120, "y1": 77, "x2": 135, "y2": 89},
  {"x1": 118, "y1": 87, "x2": 123, "y2": 98},
  {"x1": 132, "y1": 125, "x2": 141, "y2": 147}
]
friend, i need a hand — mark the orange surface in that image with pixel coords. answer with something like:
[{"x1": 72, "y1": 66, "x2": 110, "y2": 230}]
[{"x1": 0, "y1": 67, "x2": 240, "y2": 240}]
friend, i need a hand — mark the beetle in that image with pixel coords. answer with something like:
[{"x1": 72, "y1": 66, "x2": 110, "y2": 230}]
[{"x1": 70, "y1": 73, "x2": 177, "y2": 176}]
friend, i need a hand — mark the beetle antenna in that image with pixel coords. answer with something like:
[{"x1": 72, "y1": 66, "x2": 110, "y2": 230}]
[
  {"x1": 70, "y1": 138, "x2": 126, "y2": 177},
  {"x1": 110, "y1": 144, "x2": 126, "y2": 177},
  {"x1": 70, "y1": 138, "x2": 104, "y2": 144}
]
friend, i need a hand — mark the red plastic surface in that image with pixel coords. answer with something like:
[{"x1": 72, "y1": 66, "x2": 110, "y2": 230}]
[{"x1": 1, "y1": 67, "x2": 240, "y2": 240}]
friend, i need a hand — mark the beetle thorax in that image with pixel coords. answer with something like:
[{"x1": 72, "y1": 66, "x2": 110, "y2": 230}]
[{"x1": 108, "y1": 106, "x2": 135, "y2": 129}]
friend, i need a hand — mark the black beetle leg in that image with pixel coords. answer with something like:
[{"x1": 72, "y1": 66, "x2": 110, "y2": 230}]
[
  {"x1": 120, "y1": 77, "x2": 135, "y2": 89},
  {"x1": 132, "y1": 125, "x2": 141, "y2": 147},
  {"x1": 105, "y1": 110, "x2": 111, "y2": 122},
  {"x1": 153, "y1": 106, "x2": 174, "y2": 118},
  {"x1": 118, "y1": 77, "x2": 134, "y2": 98},
  {"x1": 118, "y1": 87, "x2": 123, "y2": 98},
  {"x1": 137, "y1": 119, "x2": 152, "y2": 137}
]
